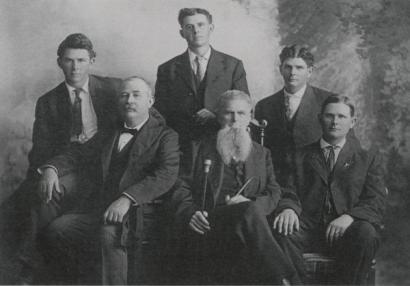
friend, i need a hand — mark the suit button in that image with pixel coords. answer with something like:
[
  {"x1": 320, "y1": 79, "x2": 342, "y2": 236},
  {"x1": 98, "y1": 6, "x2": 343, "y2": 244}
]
[{"x1": 188, "y1": 92, "x2": 193, "y2": 96}]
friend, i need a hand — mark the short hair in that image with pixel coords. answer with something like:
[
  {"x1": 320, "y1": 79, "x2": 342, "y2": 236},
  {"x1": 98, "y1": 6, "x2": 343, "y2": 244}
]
[
  {"x1": 178, "y1": 8, "x2": 213, "y2": 26},
  {"x1": 279, "y1": 44, "x2": 314, "y2": 67},
  {"x1": 216, "y1": 90, "x2": 252, "y2": 113},
  {"x1": 120, "y1": 76, "x2": 153, "y2": 98},
  {"x1": 321, "y1": 95, "x2": 356, "y2": 117},
  {"x1": 57, "y1": 33, "x2": 96, "y2": 59}
]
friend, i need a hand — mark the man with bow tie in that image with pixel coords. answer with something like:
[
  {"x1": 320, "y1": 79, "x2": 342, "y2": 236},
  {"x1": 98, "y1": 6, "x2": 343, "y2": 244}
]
[
  {"x1": 25, "y1": 77, "x2": 180, "y2": 284},
  {"x1": 171, "y1": 90, "x2": 298, "y2": 285},
  {"x1": 254, "y1": 45, "x2": 336, "y2": 185},
  {"x1": 273, "y1": 95, "x2": 387, "y2": 285}
]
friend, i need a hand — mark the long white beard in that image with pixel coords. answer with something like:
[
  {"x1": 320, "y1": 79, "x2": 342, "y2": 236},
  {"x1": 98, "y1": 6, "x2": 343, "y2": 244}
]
[{"x1": 216, "y1": 125, "x2": 252, "y2": 165}]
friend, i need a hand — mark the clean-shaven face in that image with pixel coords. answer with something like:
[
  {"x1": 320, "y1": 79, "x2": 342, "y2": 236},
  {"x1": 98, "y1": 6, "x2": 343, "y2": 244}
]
[
  {"x1": 280, "y1": 57, "x2": 312, "y2": 94},
  {"x1": 180, "y1": 13, "x2": 213, "y2": 49},
  {"x1": 58, "y1": 48, "x2": 94, "y2": 88},
  {"x1": 320, "y1": 102, "x2": 356, "y2": 144}
]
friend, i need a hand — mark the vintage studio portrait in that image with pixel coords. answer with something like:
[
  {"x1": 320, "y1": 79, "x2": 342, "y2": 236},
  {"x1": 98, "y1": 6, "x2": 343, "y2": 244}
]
[{"x1": 0, "y1": 0, "x2": 409, "y2": 285}]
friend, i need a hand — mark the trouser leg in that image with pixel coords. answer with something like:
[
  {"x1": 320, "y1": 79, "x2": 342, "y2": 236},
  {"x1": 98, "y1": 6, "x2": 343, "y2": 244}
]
[
  {"x1": 100, "y1": 224, "x2": 128, "y2": 285},
  {"x1": 334, "y1": 220, "x2": 380, "y2": 285},
  {"x1": 208, "y1": 202, "x2": 298, "y2": 284}
]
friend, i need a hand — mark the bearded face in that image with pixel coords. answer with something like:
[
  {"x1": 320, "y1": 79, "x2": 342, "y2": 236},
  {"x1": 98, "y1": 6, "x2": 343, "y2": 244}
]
[{"x1": 216, "y1": 124, "x2": 252, "y2": 165}]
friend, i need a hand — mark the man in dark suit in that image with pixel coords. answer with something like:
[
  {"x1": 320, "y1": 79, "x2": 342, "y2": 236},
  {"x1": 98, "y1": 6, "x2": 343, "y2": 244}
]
[
  {"x1": 273, "y1": 95, "x2": 387, "y2": 285},
  {"x1": 254, "y1": 45, "x2": 335, "y2": 185},
  {"x1": 172, "y1": 90, "x2": 298, "y2": 285},
  {"x1": 33, "y1": 77, "x2": 180, "y2": 284},
  {"x1": 9, "y1": 33, "x2": 120, "y2": 283},
  {"x1": 154, "y1": 8, "x2": 249, "y2": 154}
]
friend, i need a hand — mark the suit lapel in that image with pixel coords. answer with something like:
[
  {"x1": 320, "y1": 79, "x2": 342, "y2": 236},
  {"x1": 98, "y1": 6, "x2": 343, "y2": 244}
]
[
  {"x1": 204, "y1": 49, "x2": 226, "y2": 111},
  {"x1": 175, "y1": 51, "x2": 196, "y2": 93},
  {"x1": 307, "y1": 142, "x2": 329, "y2": 184},
  {"x1": 101, "y1": 130, "x2": 119, "y2": 180},
  {"x1": 243, "y1": 144, "x2": 261, "y2": 195},
  {"x1": 88, "y1": 75, "x2": 102, "y2": 116},
  {"x1": 55, "y1": 82, "x2": 72, "y2": 140},
  {"x1": 332, "y1": 138, "x2": 356, "y2": 178},
  {"x1": 294, "y1": 85, "x2": 318, "y2": 124}
]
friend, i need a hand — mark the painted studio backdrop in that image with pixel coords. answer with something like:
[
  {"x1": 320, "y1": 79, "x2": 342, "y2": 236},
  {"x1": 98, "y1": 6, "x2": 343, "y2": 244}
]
[{"x1": 1, "y1": 0, "x2": 410, "y2": 284}]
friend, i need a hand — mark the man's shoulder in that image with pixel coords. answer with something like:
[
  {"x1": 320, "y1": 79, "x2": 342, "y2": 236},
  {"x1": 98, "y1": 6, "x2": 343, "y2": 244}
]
[
  {"x1": 36, "y1": 81, "x2": 66, "y2": 104},
  {"x1": 255, "y1": 90, "x2": 283, "y2": 109},
  {"x1": 211, "y1": 49, "x2": 243, "y2": 63},
  {"x1": 309, "y1": 85, "x2": 337, "y2": 99},
  {"x1": 89, "y1": 74, "x2": 121, "y2": 89},
  {"x1": 158, "y1": 51, "x2": 187, "y2": 69}
]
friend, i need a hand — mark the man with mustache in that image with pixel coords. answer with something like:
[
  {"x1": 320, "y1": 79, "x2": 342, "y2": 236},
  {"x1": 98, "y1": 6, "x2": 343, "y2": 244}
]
[
  {"x1": 19, "y1": 77, "x2": 180, "y2": 284},
  {"x1": 154, "y1": 8, "x2": 249, "y2": 157},
  {"x1": 172, "y1": 90, "x2": 298, "y2": 285},
  {"x1": 274, "y1": 95, "x2": 387, "y2": 284},
  {"x1": 254, "y1": 45, "x2": 336, "y2": 185}
]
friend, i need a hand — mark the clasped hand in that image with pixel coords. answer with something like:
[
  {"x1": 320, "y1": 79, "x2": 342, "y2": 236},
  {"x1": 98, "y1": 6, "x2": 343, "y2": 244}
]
[
  {"x1": 103, "y1": 196, "x2": 132, "y2": 224},
  {"x1": 326, "y1": 214, "x2": 354, "y2": 246}
]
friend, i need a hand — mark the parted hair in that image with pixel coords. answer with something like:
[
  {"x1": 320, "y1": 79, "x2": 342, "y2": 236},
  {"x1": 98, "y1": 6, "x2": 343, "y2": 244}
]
[
  {"x1": 279, "y1": 44, "x2": 314, "y2": 67},
  {"x1": 321, "y1": 95, "x2": 356, "y2": 117},
  {"x1": 178, "y1": 8, "x2": 213, "y2": 26},
  {"x1": 57, "y1": 33, "x2": 96, "y2": 58}
]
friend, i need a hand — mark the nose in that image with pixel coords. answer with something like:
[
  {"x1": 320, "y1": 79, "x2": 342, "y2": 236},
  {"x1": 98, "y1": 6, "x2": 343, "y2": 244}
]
[
  {"x1": 232, "y1": 112, "x2": 238, "y2": 122},
  {"x1": 126, "y1": 94, "x2": 136, "y2": 104},
  {"x1": 72, "y1": 60, "x2": 79, "y2": 70}
]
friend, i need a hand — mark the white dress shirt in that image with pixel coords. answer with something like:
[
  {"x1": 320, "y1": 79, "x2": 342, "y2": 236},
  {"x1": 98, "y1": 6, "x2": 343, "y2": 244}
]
[
  {"x1": 284, "y1": 84, "x2": 307, "y2": 119},
  {"x1": 188, "y1": 47, "x2": 211, "y2": 78},
  {"x1": 320, "y1": 137, "x2": 346, "y2": 163},
  {"x1": 65, "y1": 78, "x2": 98, "y2": 143},
  {"x1": 117, "y1": 117, "x2": 149, "y2": 152}
]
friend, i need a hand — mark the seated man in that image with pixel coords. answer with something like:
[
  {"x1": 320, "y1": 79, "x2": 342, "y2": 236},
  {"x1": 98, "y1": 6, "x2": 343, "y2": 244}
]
[
  {"x1": 172, "y1": 90, "x2": 298, "y2": 285},
  {"x1": 29, "y1": 77, "x2": 180, "y2": 284},
  {"x1": 274, "y1": 95, "x2": 387, "y2": 285}
]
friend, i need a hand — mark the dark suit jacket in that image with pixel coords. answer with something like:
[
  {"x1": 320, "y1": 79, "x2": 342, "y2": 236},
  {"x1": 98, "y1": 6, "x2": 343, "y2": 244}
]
[
  {"x1": 48, "y1": 109, "x2": 180, "y2": 205},
  {"x1": 254, "y1": 85, "x2": 335, "y2": 184},
  {"x1": 154, "y1": 48, "x2": 249, "y2": 146},
  {"x1": 277, "y1": 138, "x2": 387, "y2": 227},
  {"x1": 172, "y1": 136, "x2": 281, "y2": 228},
  {"x1": 28, "y1": 75, "x2": 121, "y2": 177}
]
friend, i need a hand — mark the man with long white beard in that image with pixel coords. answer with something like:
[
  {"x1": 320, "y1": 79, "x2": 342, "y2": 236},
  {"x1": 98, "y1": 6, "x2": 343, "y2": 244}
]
[{"x1": 171, "y1": 90, "x2": 299, "y2": 285}]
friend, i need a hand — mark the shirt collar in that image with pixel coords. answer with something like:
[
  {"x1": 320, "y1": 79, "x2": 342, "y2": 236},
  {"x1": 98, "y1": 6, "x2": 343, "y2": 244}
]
[
  {"x1": 320, "y1": 137, "x2": 346, "y2": 150},
  {"x1": 188, "y1": 47, "x2": 211, "y2": 63},
  {"x1": 65, "y1": 77, "x2": 90, "y2": 94},
  {"x1": 123, "y1": 116, "x2": 149, "y2": 131},
  {"x1": 284, "y1": 84, "x2": 307, "y2": 99}
]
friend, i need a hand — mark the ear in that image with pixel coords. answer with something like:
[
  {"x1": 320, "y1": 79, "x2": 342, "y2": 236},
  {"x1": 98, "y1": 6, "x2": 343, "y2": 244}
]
[
  {"x1": 350, "y1": 116, "x2": 357, "y2": 129},
  {"x1": 90, "y1": 57, "x2": 95, "y2": 64},
  {"x1": 57, "y1": 57, "x2": 62, "y2": 69},
  {"x1": 179, "y1": 29, "x2": 185, "y2": 39},
  {"x1": 209, "y1": 23, "x2": 214, "y2": 32},
  {"x1": 307, "y1": 66, "x2": 313, "y2": 79},
  {"x1": 148, "y1": 96, "x2": 155, "y2": 107}
]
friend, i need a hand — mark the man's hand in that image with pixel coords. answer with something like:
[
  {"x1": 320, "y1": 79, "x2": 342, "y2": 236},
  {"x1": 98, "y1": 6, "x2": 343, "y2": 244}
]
[
  {"x1": 225, "y1": 194, "x2": 250, "y2": 205},
  {"x1": 38, "y1": 168, "x2": 61, "y2": 203},
  {"x1": 103, "y1": 196, "x2": 132, "y2": 224},
  {"x1": 189, "y1": 211, "x2": 210, "y2": 235},
  {"x1": 326, "y1": 214, "x2": 354, "y2": 246},
  {"x1": 195, "y1": 108, "x2": 216, "y2": 124},
  {"x1": 273, "y1": 208, "x2": 299, "y2": 235}
]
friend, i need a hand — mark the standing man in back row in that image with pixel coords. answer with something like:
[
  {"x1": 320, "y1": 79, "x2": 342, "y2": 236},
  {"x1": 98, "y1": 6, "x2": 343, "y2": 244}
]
[
  {"x1": 154, "y1": 8, "x2": 249, "y2": 155},
  {"x1": 255, "y1": 45, "x2": 336, "y2": 185}
]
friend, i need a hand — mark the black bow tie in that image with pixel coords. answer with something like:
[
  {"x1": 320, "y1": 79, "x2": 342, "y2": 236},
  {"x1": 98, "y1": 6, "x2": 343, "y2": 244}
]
[{"x1": 120, "y1": 126, "x2": 139, "y2": 136}]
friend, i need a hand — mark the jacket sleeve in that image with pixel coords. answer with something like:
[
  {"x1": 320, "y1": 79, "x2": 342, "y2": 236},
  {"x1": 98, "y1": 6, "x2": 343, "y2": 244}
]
[
  {"x1": 27, "y1": 97, "x2": 54, "y2": 173},
  {"x1": 232, "y1": 60, "x2": 249, "y2": 95},
  {"x1": 122, "y1": 130, "x2": 180, "y2": 204},
  {"x1": 250, "y1": 149, "x2": 282, "y2": 215},
  {"x1": 345, "y1": 152, "x2": 387, "y2": 225}
]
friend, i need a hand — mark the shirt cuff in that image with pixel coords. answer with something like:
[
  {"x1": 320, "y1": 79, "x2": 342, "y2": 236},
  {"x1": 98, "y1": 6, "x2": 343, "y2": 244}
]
[
  {"x1": 122, "y1": 192, "x2": 138, "y2": 206},
  {"x1": 37, "y1": 165, "x2": 58, "y2": 176}
]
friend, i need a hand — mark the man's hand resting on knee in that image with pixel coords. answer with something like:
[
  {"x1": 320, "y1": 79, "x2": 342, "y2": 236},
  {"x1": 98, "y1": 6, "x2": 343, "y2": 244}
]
[
  {"x1": 273, "y1": 208, "x2": 300, "y2": 235},
  {"x1": 103, "y1": 196, "x2": 132, "y2": 224},
  {"x1": 38, "y1": 167, "x2": 61, "y2": 203}
]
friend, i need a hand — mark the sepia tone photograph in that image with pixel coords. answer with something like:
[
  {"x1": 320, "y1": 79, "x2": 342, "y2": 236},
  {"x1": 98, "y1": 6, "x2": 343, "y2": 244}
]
[{"x1": 0, "y1": 0, "x2": 409, "y2": 285}]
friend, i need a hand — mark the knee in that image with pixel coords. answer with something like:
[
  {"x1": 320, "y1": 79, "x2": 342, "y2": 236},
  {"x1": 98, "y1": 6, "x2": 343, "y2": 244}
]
[
  {"x1": 100, "y1": 224, "x2": 120, "y2": 248},
  {"x1": 345, "y1": 221, "x2": 380, "y2": 248}
]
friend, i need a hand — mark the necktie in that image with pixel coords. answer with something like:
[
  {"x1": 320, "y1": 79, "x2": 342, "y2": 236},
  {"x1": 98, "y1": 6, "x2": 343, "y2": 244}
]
[
  {"x1": 71, "y1": 88, "x2": 83, "y2": 137},
  {"x1": 284, "y1": 95, "x2": 292, "y2": 120},
  {"x1": 195, "y1": 56, "x2": 204, "y2": 85},
  {"x1": 326, "y1": 145, "x2": 336, "y2": 171}
]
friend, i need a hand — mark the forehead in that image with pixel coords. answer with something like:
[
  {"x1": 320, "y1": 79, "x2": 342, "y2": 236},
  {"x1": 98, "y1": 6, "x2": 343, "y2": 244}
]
[
  {"x1": 182, "y1": 13, "x2": 210, "y2": 26},
  {"x1": 222, "y1": 98, "x2": 252, "y2": 111},
  {"x1": 121, "y1": 79, "x2": 150, "y2": 93},
  {"x1": 60, "y1": 48, "x2": 90, "y2": 59},
  {"x1": 281, "y1": 57, "x2": 308, "y2": 67},
  {"x1": 323, "y1": 102, "x2": 351, "y2": 115}
]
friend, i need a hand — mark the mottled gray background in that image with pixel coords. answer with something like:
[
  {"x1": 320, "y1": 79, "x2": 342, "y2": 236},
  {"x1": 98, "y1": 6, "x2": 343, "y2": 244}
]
[{"x1": 0, "y1": 0, "x2": 409, "y2": 284}]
